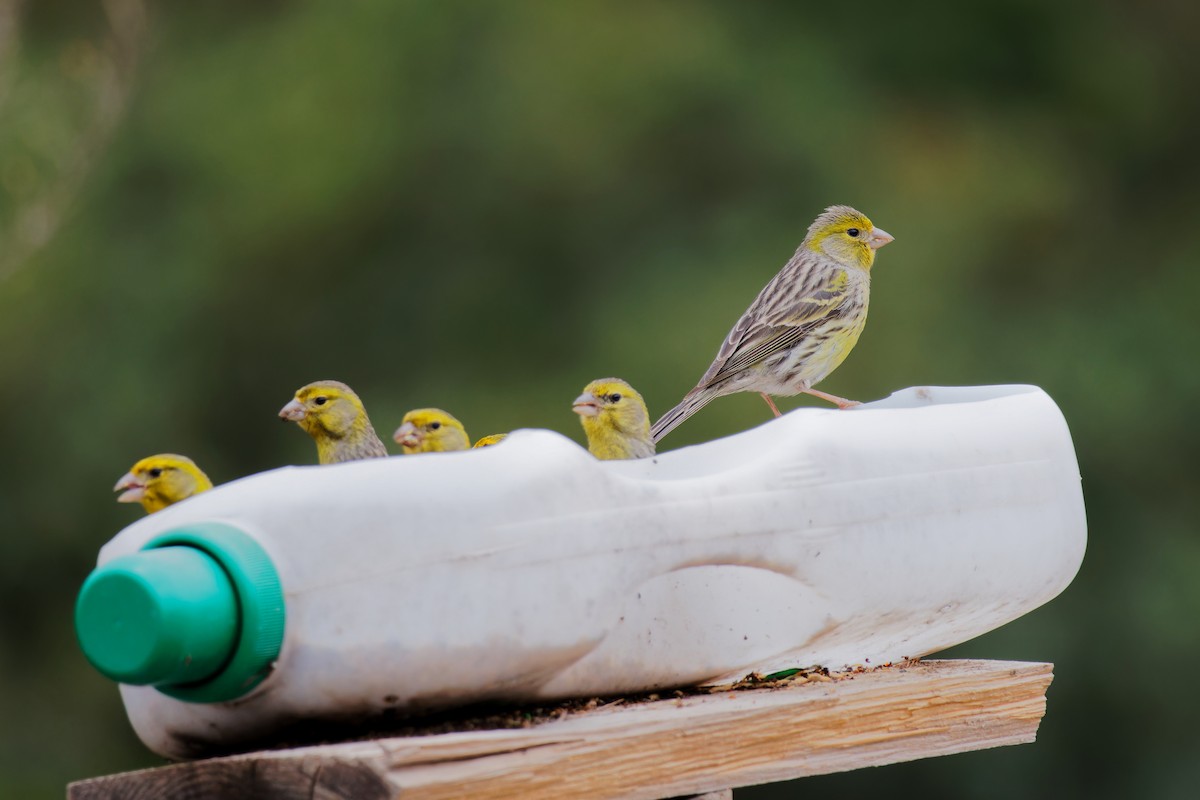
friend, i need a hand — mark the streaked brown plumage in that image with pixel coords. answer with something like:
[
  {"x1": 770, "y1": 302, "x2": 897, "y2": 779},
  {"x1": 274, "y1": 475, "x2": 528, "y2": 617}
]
[{"x1": 652, "y1": 205, "x2": 893, "y2": 442}]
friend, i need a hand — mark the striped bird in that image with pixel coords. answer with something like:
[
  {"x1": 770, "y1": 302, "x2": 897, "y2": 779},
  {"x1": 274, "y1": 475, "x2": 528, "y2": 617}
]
[{"x1": 652, "y1": 205, "x2": 893, "y2": 442}]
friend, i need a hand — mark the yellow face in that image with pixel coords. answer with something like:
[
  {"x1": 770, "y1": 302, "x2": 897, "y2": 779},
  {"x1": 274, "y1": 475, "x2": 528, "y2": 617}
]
[
  {"x1": 393, "y1": 408, "x2": 470, "y2": 454},
  {"x1": 279, "y1": 380, "x2": 366, "y2": 439},
  {"x1": 572, "y1": 378, "x2": 652, "y2": 457},
  {"x1": 114, "y1": 454, "x2": 213, "y2": 514},
  {"x1": 573, "y1": 379, "x2": 643, "y2": 417},
  {"x1": 806, "y1": 206, "x2": 894, "y2": 270}
]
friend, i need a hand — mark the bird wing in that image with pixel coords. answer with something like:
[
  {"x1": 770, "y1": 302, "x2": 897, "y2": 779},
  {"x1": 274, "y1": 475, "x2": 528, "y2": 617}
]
[{"x1": 700, "y1": 268, "x2": 849, "y2": 388}]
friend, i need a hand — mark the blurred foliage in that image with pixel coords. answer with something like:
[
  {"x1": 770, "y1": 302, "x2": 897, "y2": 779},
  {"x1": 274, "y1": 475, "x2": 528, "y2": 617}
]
[{"x1": 2, "y1": 1, "x2": 1199, "y2": 797}]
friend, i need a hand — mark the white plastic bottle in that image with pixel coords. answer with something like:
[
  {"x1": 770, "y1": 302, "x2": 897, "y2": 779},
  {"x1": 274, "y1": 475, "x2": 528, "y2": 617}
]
[{"x1": 75, "y1": 385, "x2": 1086, "y2": 759}]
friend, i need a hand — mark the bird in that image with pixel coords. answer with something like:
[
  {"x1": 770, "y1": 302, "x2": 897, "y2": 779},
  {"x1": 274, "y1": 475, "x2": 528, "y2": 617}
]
[
  {"x1": 114, "y1": 454, "x2": 213, "y2": 514},
  {"x1": 393, "y1": 408, "x2": 471, "y2": 454},
  {"x1": 279, "y1": 380, "x2": 388, "y2": 464},
  {"x1": 573, "y1": 378, "x2": 655, "y2": 460},
  {"x1": 651, "y1": 205, "x2": 893, "y2": 442},
  {"x1": 472, "y1": 433, "x2": 508, "y2": 448}
]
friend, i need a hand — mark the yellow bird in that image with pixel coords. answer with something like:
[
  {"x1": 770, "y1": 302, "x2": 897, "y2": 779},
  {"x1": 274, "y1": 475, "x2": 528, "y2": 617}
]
[
  {"x1": 114, "y1": 454, "x2": 213, "y2": 514},
  {"x1": 573, "y1": 378, "x2": 654, "y2": 460},
  {"x1": 652, "y1": 205, "x2": 893, "y2": 442},
  {"x1": 279, "y1": 380, "x2": 388, "y2": 464},
  {"x1": 472, "y1": 433, "x2": 508, "y2": 448},
  {"x1": 393, "y1": 409, "x2": 471, "y2": 454}
]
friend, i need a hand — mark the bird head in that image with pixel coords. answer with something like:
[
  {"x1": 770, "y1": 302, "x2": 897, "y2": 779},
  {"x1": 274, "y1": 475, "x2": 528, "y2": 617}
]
[
  {"x1": 114, "y1": 454, "x2": 213, "y2": 514},
  {"x1": 804, "y1": 205, "x2": 893, "y2": 270},
  {"x1": 573, "y1": 378, "x2": 652, "y2": 452},
  {"x1": 472, "y1": 433, "x2": 508, "y2": 448},
  {"x1": 393, "y1": 409, "x2": 470, "y2": 454},
  {"x1": 279, "y1": 380, "x2": 369, "y2": 440}
]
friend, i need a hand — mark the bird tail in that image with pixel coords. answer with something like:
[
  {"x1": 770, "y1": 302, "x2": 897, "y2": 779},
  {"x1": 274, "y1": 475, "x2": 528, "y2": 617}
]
[{"x1": 651, "y1": 387, "x2": 718, "y2": 444}]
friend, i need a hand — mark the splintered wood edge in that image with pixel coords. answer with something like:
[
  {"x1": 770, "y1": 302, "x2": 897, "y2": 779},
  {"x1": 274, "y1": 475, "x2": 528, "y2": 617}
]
[{"x1": 68, "y1": 659, "x2": 1053, "y2": 800}]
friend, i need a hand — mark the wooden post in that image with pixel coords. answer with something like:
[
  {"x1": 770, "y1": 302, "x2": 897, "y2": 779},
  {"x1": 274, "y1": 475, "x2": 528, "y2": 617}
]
[{"x1": 69, "y1": 659, "x2": 1052, "y2": 800}]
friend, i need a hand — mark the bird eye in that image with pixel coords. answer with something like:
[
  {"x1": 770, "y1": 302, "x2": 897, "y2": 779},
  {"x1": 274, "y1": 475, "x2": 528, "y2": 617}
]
[
  {"x1": 430, "y1": 421, "x2": 441, "y2": 430},
  {"x1": 846, "y1": 228, "x2": 860, "y2": 238},
  {"x1": 609, "y1": 393, "x2": 622, "y2": 403},
  {"x1": 314, "y1": 396, "x2": 328, "y2": 405},
  {"x1": 148, "y1": 468, "x2": 162, "y2": 478}
]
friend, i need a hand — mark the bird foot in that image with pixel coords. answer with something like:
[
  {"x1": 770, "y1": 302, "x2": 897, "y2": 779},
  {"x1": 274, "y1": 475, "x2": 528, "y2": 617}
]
[
  {"x1": 759, "y1": 393, "x2": 783, "y2": 418},
  {"x1": 803, "y1": 388, "x2": 860, "y2": 409}
]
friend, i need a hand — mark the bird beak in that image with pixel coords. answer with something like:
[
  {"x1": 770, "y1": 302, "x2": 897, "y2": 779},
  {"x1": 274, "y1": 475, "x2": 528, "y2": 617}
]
[
  {"x1": 573, "y1": 392, "x2": 601, "y2": 417},
  {"x1": 393, "y1": 422, "x2": 421, "y2": 448},
  {"x1": 279, "y1": 399, "x2": 306, "y2": 421},
  {"x1": 869, "y1": 227, "x2": 894, "y2": 249},
  {"x1": 114, "y1": 471, "x2": 145, "y2": 504}
]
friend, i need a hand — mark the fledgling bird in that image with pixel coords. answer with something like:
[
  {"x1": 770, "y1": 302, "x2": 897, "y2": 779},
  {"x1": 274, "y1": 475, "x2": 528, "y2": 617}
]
[
  {"x1": 473, "y1": 433, "x2": 508, "y2": 448},
  {"x1": 279, "y1": 380, "x2": 388, "y2": 464},
  {"x1": 393, "y1": 409, "x2": 471, "y2": 454},
  {"x1": 573, "y1": 378, "x2": 655, "y2": 460},
  {"x1": 651, "y1": 205, "x2": 893, "y2": 442},
  {"x1": 114, "y1": 454, "x2": 213, "y2": 514}
]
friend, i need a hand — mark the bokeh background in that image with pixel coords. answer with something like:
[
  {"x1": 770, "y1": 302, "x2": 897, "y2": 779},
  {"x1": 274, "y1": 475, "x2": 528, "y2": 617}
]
[{"x1": 2, "y1": 1, "x2": 1198, "y2": 797}]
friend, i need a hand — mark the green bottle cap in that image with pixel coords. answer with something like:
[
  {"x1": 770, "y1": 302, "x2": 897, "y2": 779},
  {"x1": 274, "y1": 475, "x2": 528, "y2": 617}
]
[
  {"x1": 75, "y1": 546, "x2": 238, "y2": 686},
  {"x1": 75, "y1": 522, "x2": 286, "y2": 703}
]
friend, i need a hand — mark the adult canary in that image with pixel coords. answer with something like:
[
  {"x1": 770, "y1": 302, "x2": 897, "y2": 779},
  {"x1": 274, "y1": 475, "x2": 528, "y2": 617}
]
[
  {"x1": 573, "y1": 378, "x2": 654, "y2": 460},
  {"x1": 393, "y1": 409, "x2": 470, "y2": 454},
  {"x1": 279, "y1": 380, "x2": 388, "y2": 464},
  {"x1": 114, "y1": 454, "x2": 212, "y2": 514}
]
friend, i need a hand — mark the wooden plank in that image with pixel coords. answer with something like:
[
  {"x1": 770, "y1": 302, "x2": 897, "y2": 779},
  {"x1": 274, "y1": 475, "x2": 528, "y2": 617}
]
[{"x1": 69, "y1": 660, "x2": 1052, "y2": 800}]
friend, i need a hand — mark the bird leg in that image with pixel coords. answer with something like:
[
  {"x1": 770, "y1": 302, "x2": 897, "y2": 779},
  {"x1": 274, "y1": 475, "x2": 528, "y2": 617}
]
[
  {"x1": 803, "y1": 388, "x2": 861, "y2": 409},
  {"x1": 759, "y1": 393, "x2": 783, "y2": 417}
]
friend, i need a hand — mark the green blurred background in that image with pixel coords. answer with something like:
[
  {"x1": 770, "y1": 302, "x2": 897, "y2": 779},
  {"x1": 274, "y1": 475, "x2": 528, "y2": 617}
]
[{"x1": 2, "y1": 1, "x2": 1197, "y2": 797}]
